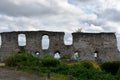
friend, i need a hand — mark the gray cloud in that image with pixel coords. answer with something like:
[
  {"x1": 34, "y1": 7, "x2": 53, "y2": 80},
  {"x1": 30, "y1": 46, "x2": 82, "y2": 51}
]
[
  {"x1": 101, "y1": 9, "x2": 120, "y2": 22},
  {"x1": 0, "y1": 0, "x2": 59, "y2": 17},
  {"x1": 0, "y1": 0, "x2": 120, "y2": 50}
]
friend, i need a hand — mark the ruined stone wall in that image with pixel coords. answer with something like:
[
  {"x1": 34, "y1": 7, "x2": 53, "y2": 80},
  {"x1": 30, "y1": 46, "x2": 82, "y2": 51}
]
[
  {"x1": 72, "y1": 32, "x2": 120, "y2": 61},
  {"x1": 25, "y1": 31, "x2": 66, "y2": 57},
  {"x1": 0, "y1": 32, "x2": 20, "y2": 61},
  {"x1": 0, "y1": 31, "x2": 120, "y2": 62}
]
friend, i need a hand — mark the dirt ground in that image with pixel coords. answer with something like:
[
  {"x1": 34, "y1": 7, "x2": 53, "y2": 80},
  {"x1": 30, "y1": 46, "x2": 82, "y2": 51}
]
[{"x1": 0, "y1": 68, "x2": 45, "y2": 80}]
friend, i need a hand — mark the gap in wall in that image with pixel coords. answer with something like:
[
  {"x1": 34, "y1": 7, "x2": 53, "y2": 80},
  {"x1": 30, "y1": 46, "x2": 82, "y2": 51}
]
[
  {"x1": 42, "y1": 35, "x2": 49, "y2": 49},
  {"x1": 18, "y1": 34, "x2": 26, "y2": 46},
  {"x1": 64, "y1": 33, "x2": 73, "y2": 45}
]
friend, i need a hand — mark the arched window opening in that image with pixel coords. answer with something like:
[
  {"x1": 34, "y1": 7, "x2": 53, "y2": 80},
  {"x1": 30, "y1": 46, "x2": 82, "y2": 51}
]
[
  {"x1": 18, "y1": 34, "x2": 26, "y2": 46},
  {"x1": 94, "y1": 51, "x2": 98, "y2": 58},
  {"x1": 35, "y1": 51, "x2": 40, "y2": 57},
  {"x1": 0, "y1": 35, "x2": 1, "y2": 48},
  {"x1": 54, "y1": 51, "x2": 61, "y2": 60},
  {"x1": 42, "y1": 35, "x2": 49, "y2": 49},
  {"x1": 74, "y1": 51, "x2": 79, "y2": 61},
  {"x1": 94, "y1": 51, "x2": 101, "y2": 62},
  {"x1": 64, "y1": 33, "x2": 73, "y2": 45}
]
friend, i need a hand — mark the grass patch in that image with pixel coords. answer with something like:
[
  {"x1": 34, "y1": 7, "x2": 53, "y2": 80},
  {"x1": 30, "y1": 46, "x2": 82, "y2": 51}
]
[{"x1": 4, "y1": 52, "x2": 120, "y2": 80}]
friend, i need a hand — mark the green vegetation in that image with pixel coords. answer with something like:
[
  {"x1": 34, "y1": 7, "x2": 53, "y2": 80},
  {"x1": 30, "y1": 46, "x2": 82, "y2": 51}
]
[
  {"x1": 41, "y1": 55, "x2": 60, "y2": 67},
  {"x1": 101, "y1": 61, "x2": 120, "y2": 75},
  {"x1": 61, "y1": 55, "x2": 71, "y2": 59},
  {"x1": 4, "y1": 52, "x2": 120, "y2": 80}
]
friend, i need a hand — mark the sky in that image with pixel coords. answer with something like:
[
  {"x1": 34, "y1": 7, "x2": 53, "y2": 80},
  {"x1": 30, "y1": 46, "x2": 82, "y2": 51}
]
[{"x1": 0, "y1": 0, "x2": 120, "y2": 50}]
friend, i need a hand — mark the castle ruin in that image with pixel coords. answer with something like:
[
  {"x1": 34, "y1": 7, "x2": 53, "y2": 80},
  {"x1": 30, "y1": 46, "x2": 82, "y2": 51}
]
[{"x1": 0, "y1": 31, "x2": 120, "y2": 62}]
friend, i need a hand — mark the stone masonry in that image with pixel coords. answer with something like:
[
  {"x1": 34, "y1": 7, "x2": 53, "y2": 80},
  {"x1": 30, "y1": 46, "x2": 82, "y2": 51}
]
[{"x1": 0, "y1": 31, "x2": 120, "y2": 62}]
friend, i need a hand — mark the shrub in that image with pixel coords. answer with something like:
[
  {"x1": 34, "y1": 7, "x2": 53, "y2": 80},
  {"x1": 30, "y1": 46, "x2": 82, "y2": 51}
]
[
  {"x1": 4, "y1": 53, "x2": 41, "y2": 68},
  {"x1": 4, "y1": 54, "x2": 17, "y2": 67},
  {"x1": 66, "y1": 63, "x2": 114, "y2": 80},
  {"x1": 76, "y1": 69, "x2": 115, "y2": 80},
  {"x1": 20, "y1": 46, "x2": 26, "y2": 53},
  {"x1": 50, "y1": 62, "x2": 69, "y2": 74},
  {"x1": 81, "y1": 61, "x2": 94, "y2": 69},
  {"x1": 53, "y1": 62, "x2": 116, "y2": 80},
  {"x1": 61, "y1": 55, "x2": 71, "y2": 59},
  {"x1": 115, "y1": 67, "x2": 120, "y2": 80},
  {"x1": 68, "y1": 63, "x2": 115, "y2": 80},
  {"x1": 101, "y1": 61, "x2": 120, "y2": 75},
  {"x1": 41, "y1": 56, "x2": 60, "y2": 67},
  {"x1": 90, "y1": 61, "x2": 101, "y2": 70}
]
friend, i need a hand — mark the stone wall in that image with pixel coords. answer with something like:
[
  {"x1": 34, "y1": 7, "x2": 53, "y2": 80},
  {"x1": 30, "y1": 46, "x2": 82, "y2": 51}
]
[
  {"x1": 72, "y1": 33, "x2": 120, "y2": 61},
  {"x1": 0, "y1": 31, "x2": 120, "y2": 62}
]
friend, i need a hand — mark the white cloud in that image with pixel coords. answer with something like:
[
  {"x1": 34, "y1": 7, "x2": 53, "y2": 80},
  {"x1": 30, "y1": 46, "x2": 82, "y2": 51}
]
[
  {"x1": 0, "y1": 0, "x2": 120, "y2": 50},
  {"x1": 84, "y1": 24, "x2": 104, "y2": 32},
  {"x1": 103, "y1": 21, "x2": 120, "y2": 33}
]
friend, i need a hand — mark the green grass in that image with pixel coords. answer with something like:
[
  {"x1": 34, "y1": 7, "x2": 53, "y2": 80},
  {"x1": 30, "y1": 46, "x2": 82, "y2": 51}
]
[{"x1": 4, "y1": 52, "x2": 120, "y2": 80}]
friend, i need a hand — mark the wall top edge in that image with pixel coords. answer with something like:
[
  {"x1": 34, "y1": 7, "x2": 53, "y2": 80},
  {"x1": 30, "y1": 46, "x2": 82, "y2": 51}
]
[
  {"x1": 0, "y1": 30, "x2": 116, "y2": 34},
  {"x1": 0, "y1": 30, "x2": 64, "y2": 34}
]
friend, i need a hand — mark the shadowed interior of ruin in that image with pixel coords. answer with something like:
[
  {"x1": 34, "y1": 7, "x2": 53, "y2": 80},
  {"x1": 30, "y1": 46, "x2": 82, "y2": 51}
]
[{"x1": 0, "y1": 31, "x2": 120, "y2": 62}]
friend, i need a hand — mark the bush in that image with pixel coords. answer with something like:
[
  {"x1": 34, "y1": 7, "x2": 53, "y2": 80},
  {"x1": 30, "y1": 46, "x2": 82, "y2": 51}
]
[
  {"x1": 4, "y1": 53, "x2": 41, "y2": 68},
  {"x1": 81, "y1": 61, "x2": 94, "y2": 69},
  {"x1": 4, "y1": 54, "x2": 17, "y2": 67},
  {"x1": 65, "y1": 63, "x2": 115, "y2": 80},
  {"x1": 90, "y1": 61, "x2": 101, "y2": 70},
  {"x1": 50, "y1": 62, "x2": 69, "y2": 74},
  {"x1": 61, "y1": 55, "x2": 71, "y2": 59},
  {"x1": 41, "y1": 56, "x2": 60, "y2": 67},
  {"x1": 101, "y1": 61, "x2": 120, "y2": 75},
  {"x1": 115, "y1": 67, "x2": 120, "y2": 80}
]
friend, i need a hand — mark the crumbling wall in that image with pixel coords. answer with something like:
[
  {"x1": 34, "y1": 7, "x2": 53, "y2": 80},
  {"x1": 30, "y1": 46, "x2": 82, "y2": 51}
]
[
  {"x1": 0, "y1": 32, "x2": 20, "y2": 61},
  {"x1": 0, "y1": 31, "x2": 119, "y2": 62},
  {"x1": 72, "y1": 32, "x2": 120, "y2": 61},
  {"x1": 25, "y1": 31, "x2": 66, "y2": 57}
]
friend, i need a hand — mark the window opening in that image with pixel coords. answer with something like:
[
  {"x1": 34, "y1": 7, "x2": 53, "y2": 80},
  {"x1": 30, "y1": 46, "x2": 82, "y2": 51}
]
[
  {"x1": 42, "y1": 35, "x2": 49, "y2": 49},
  {"x1": 18, "y1": 34, "x2": 26, "y2": 46},
  {"x1": 64, "y1": 33, "x2": 73, "y2": 45},
  {"x1": 54, "y1": 51, "x2": 61, "y2": 60}
]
